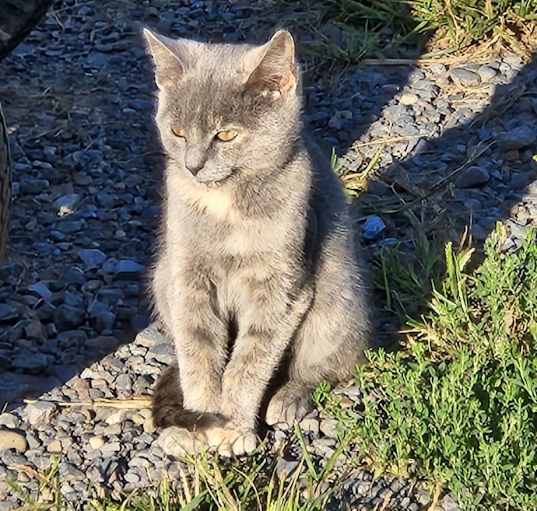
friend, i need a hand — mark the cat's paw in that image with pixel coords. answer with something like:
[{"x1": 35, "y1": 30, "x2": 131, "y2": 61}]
[
  {"x1": 157, "y1": 426, "x2": 206, "y2": 457},
  {"x1": 266, "y1": 386, "x2": 312, "y2": 427},
  {"x1": 202, "y1": 425, "x2": 257, "y2": 457}
]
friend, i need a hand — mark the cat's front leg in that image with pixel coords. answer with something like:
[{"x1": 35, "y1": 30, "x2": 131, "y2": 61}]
[
  {"x1": 155, "y1": 275, "x2": 230, "y2": 457},
  {"x1": 165, "y1": 273, "x2": 228, "y2": 415},
  {"x1": 205, "y1": 281, "x2": 313, "y2": 456}
]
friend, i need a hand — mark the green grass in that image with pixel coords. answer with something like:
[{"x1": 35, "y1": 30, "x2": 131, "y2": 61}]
[
  {"x1": 410, "y1": 0, "x2": 537, "y2": 49},
  {"x1": 316, "y1": 225, "x2": 537, "y2": 510},
  {"x1": 276, "y1": 0, "x2": 537, "y2": 62},
  {"x1": 9, "y1": 443, "x2": 343, "y2": 511}
]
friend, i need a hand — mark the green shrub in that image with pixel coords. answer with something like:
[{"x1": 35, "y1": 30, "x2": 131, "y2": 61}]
[{"x1": 349, "y1": 226, "x2": 537, "y2": 510}]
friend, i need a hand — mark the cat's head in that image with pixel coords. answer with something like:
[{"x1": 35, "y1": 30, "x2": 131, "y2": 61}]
[{"x1": 144, "y1": 29, "x2": 302, "y2": 186}]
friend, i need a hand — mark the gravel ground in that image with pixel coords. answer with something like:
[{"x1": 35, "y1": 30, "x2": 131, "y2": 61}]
[{"x1": 0, "y1": 1, "x2": 536, "y2": 509}]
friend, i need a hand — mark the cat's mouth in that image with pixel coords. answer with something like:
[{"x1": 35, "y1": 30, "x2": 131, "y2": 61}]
[{"x1": 196, "y1": 168, "x2": 236, "y2": 187}]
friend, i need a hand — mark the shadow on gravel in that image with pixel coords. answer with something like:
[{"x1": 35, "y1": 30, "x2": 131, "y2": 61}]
[{"x1": 353, "y1": 51, "x2": 537, "y2": 347}]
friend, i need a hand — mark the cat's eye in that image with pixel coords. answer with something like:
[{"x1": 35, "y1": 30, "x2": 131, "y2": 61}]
[
  {"x1": 171, "y1": 127, "x2": 186, "y2": 138},
  {"x1": 215, "y1": 129, "x2": 238, "y2": 142}
]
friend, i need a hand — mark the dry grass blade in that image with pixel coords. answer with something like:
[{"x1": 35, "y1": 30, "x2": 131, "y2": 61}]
[
  {"x1": 352, "y1": 134, "x2": 428, "y2": 148},
  {"x1": 427, "y1": 481, "x2": 443, "y2": 510},
  {"x1": 378, "y1": 140, "x2": 494, "y2": 214},
  {"x1": 19, "y1": 397, "x2": 152, "y2": 409}
]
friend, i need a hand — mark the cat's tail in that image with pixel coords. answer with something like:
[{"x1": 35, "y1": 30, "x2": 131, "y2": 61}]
[{"x1": 152, "y1": 365, "x2": 225, "y2": 430}]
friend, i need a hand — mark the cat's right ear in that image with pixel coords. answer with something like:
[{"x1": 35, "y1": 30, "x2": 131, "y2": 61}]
[
  {"x1": 143, "y1": 28, "x2": 186, "y2": 89},
  {"x1": 244, "y1": 30, "x2": 297, "y2": 100}
]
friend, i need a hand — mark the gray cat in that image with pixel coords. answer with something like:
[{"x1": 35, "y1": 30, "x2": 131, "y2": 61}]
[{"x1": 144, "y1": 28, "x2": 372, "y2": 457}]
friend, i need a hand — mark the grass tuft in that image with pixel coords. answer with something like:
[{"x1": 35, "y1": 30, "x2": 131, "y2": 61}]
[{"x1": 276, "y1": 0, "x2": 537, "y2": 62}]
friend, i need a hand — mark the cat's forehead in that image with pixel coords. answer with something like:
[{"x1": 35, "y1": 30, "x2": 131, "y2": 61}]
[
  {"x1": 191, "y1": 42, "x2": 254, "y2": 76},
  {"x1": 165, "y1": 43, "x2": 254, "y2": 129}
]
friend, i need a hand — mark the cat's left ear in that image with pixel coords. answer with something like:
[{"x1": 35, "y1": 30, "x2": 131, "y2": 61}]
[
  {"x1": 143, "y1": 28, "x2": 191, "y2": 89},
  {"x1": 244, "y1": 30, "x2": 297, "y2": 99}
]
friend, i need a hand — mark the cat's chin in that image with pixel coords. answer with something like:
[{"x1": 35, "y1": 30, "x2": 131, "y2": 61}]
[{"x1": 196, "y1": 170, "x2": 234, "y2": 187}]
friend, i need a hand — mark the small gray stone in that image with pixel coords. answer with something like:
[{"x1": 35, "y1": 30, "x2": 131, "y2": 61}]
[
  {"x1": 497, "y1": 126, "x2": 536, "y2": 150},
  {"x1": 440, "y1": 494, "x2": 460, "y2": 511},
  {"x1": 503, "y1": 53, "x2": 523, "y2": 68},
  {"x1": 88, "y1": 301, "x2": 116, "y2": 332},
  {"x1": 456, "y1": 166, "x2": 490, "y2": 188},
  {"x1": 79, "y1": 249, "x2": 107, "y2": 268},
  {"x1": 105, "y1": 410, "x2": 128, "y2": 425},
  {"x1": 416, "y1": 488, "x2": 432, "y2": 506},
  {"x1": 47, "y1": 439, "x2": 62, "y2": 453},
  {"x1": 85, "y1": 335, "x2": 120, "y2": 354},
  {"x1": 2, "y1": 451, "x2": 30, "y2": 465},
  {"x1": 26, "y1": 431, "x2": 41, "y2": 450},
  {"x1": 450, "y1": 67, "x2": 481, "y2": 86},
  {"x1": 101, "y1": 442, "x2": 121, "y2": 455},
  {"x1": 148, "y1": 342, "x2": 175, "y2": 364},
  {"x1": 328, "y1": 113, "x2": 343, "y2": 130},
  {"x1": 276, "y1": 458, "x2": 299, "y2": 478},
  {"x1": 115, "y1": 374, "x2": 131, "y2": 393},
  {"x1": 328, "y1": 110, "x2": 351, "y2": 130},
  {"x1": 89, "y1": 435, "x2": 105, "y2": 450},
  {"x1": 400, "y1": 496, "x2": 411, "y2": 508},
  {"x1": 54, "y1": 305, "x2": 84, "y2": 329},
  {"x1": 54, "y1": 194, "x2": 81, "y2": 215},
  {"x1": 0, "y1": 413, "x2": 20, "y2": 429},
  {"x1": 28, "y1": 282, "x2": 53, "y2": 302},
  {"x1": 20, "y1": 179, "x2": 50, "y2": 195},
  {"x1": 63, "y1": 267, "x2": 86, "y2": 285},
  {"x1": 0, "y1": 304, "x2": 18, "y2": 322},
  {"x1": 116, "y1": 260, "x2": 145, "y2": 279},
  {"x1": 135, "y1": 323, "x2": 169, "y2": 348},
  {"x1": 320, "y1": 418, "x2": 339, "y2": 438},
  {"x1": 399, "y1": 93, "x2": 418, "y2": 106},
  {"x1": 0, "y1": 430, "x2": 27, "y2": 452},
  {"x1": 25, "y1": 402, "x2": 56, "y2": 426},
  {"x1": 352, "y1": 479, "x2": 371, "y2": 496},
  {"x1": 311, "y1": 438, "x2": 336, "y2": 457},
  {"x1": 96, "y1": 192, "x2": 120, "y2": 209},
  {"x1": 124, "y1": 471, "x2": 141, "y2": 484},
  {"x1": 60, "y1": 462, "x2": 85, "y2": 480},
  {"x1": 506, "y1": 220, "x2": 530, "y2": 240},
  {"x1": 362, "y1": 215, "x2": 386, "y2": 240},
  {"x1": 477, "y1": 65, "x2": 497, "y2": 82},
  {"x1": 56, "y1": 220, "x2": 84, "y2": 233},
  {"x1": 300, "y1": 417, "x2": 320, "y2": 435},
  {"x1": 334, "y1": 385, "x2": 362, "y2": 400},
  {"x1": 429, "y1": 63, "x2": 446, "y2": 74},
  {"x1": 95, "y1": 40, "x2": 130, "y2": 53},
  {"x1": 13, "y1": 351, "x2": 49, "y2": 372},
  {"x1": 0, "y1": 500, "x2": 19, "y2": 511}
]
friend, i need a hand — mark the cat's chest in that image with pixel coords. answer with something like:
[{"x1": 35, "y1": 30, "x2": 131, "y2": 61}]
[
  {"x1": 213, "y1": 253, "x2": 276, "y2": 318},
  {"x1": 220, "y1": 223, "x2": 267, "y2": 257}
]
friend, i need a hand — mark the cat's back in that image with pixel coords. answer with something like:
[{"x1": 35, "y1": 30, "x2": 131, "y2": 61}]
[{"x1": 303, "y1": 131, "x2": 348, "y2": 218}]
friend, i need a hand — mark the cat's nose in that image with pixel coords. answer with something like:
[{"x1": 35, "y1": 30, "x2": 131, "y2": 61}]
[{"x1": 185, "y1": 144, "x2": 207, "y2": 176}]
